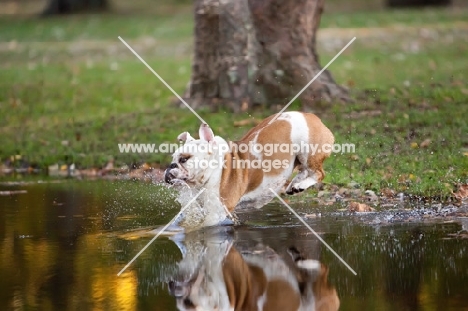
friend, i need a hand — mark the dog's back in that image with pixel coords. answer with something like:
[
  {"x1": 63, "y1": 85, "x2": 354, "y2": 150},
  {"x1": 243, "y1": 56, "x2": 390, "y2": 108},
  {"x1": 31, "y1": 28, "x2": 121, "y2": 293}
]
[{"x1": 223, "y1": 111, "x2": 334, "y2": 210}]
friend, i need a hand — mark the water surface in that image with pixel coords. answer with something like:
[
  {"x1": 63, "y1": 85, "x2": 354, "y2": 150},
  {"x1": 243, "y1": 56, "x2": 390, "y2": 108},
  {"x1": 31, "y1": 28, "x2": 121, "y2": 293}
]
[{"x1": 0, "y1": 180, "x2": 467, "y2": 310}]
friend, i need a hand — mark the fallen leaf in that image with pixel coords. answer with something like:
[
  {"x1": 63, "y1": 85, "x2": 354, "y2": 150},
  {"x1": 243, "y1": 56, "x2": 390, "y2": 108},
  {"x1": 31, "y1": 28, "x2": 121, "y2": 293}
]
[
  {"x1": 349, "y1": 201, "x2": 375, "y2": 212},
  {"x1": 241, "y1": 101, "x2": 249, "y2": 112},
  {"x1": 380, "y1": 188, "x2": 396, "y2": 198},
  {"x1": 453, "y1": 184, "x2": 468, "y2": 200},
  {"x1": 140, "y1": 163, "x2": 151, "y2": 170},
  {"x1": 103, "y1": 160, "x2": 114, "y2": 171},
  {"x1": 420, "y1": 138, "x2": 431, "y2": 148}
]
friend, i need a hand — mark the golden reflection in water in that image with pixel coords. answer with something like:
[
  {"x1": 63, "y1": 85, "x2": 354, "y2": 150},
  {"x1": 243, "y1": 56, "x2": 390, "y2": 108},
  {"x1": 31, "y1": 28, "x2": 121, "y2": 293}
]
[
  {"x1": 88, "y1": 269, "x2": 137, "y2": 310},
  {"x1": 115, "y1": 272, "x2": 138, "y2": 310},
  {"x1": 76, "y1": 234, "x2": 138, "y2": 311}
]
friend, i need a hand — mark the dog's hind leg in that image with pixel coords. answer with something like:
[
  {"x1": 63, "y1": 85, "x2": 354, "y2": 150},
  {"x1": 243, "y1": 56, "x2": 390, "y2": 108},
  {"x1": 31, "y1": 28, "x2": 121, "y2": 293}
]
[
  {"x1": 285, "y1": 154, "x2": 312, "y2": 194},
  {"x1": 285, "y1": 170, "x2": 318, "y2": 195},
  {"x1": 285, "y1": 153, "x2": 327, "y2": 195}
]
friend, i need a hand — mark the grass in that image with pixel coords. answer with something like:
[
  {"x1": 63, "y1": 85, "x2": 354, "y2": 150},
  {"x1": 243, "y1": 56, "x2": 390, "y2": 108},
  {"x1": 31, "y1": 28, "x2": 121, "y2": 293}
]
[{"x1": 0, "y1": 6, "x2": 467, "y2": 198}]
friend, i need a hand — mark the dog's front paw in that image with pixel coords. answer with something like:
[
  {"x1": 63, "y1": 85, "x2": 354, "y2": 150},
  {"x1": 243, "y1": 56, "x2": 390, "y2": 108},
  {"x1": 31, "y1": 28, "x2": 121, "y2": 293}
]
[
  {"x1": 285, "y1": 182, "x2": 306, "y2": 195},
  {"x1": 225, "y1": 211, "x2": 240, "y2": 225},
  {"x1": 286, "y1": 185, "x2": 305, "y2": 195}
]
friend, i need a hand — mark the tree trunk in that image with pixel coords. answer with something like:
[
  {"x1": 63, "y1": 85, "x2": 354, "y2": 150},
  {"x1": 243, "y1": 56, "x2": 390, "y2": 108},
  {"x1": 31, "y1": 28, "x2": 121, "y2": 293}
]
[
  {"x1": 42, "y1": 0, "x2": 108, "y2": 15},
  {"x1": 179, "y1": 0, "x2": 350, "y2": 112}
]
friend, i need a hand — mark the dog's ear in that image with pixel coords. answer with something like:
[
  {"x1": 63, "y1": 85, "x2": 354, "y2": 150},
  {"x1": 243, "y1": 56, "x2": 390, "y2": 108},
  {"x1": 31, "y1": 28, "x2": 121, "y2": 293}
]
[
  {"x1": 178, "y1": 132, "x2": 194, "y2": 143},
  {"x1": 199, "y1": 123, "x2": 215, "y2": 142}
]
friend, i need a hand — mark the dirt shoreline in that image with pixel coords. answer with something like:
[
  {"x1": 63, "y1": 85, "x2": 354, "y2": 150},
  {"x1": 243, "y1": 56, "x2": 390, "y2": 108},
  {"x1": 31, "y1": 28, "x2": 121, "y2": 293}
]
[{"x1": 1, "y1": 168, "x2": 467, "y2": 221}]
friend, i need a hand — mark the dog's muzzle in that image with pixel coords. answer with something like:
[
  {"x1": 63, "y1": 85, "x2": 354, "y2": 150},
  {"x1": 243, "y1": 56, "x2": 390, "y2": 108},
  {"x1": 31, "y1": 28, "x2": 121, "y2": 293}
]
[
  {"x1": 164, "y1": 163, "x2": 178, "y2": 184},
  {"x1": 168, "y1": 280, "x2": 190, "y2": 298}
]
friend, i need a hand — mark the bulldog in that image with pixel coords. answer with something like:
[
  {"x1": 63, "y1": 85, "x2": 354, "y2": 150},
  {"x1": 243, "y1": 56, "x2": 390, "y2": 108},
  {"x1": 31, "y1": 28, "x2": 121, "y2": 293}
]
[
  {"x1": 168, "y1": 230, "x2": 340, "y2": 311},
  {"x1": 165, "y1": 111, "x2": 334, "y2": 229}
]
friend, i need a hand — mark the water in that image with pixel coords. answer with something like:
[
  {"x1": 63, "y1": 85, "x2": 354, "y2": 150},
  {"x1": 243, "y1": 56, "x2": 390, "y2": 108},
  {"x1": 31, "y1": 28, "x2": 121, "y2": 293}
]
[{"x1": 1, "y1": 180, "x2": 467, "y2": 310}]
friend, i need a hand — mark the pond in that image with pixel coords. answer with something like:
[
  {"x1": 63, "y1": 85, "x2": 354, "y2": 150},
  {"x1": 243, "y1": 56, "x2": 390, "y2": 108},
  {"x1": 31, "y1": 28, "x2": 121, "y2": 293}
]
[{"x1": 1, "y1": 180, "x2": 467, "y2": 310}]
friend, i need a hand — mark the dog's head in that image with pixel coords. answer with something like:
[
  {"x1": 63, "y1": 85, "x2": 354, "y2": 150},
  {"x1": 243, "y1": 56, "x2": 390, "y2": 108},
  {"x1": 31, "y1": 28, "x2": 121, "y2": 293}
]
[
  {"x1": 165, "y1": 123, "x2": 227, "y2": 187},
  {"x1": 168, "y1": 231, "x2": 233, "y2": 311}
]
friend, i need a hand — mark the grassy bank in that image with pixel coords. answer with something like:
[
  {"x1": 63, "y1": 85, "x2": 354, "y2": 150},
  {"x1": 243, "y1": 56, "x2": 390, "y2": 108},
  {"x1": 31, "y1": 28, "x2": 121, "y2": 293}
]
[{"x1": 1, "y1": 7, "x2": 467, "y2": 197}]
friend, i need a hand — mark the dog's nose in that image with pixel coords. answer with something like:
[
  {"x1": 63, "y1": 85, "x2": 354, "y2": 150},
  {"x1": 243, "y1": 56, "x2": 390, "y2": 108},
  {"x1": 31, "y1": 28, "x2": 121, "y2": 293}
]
[
  {"x1": 168, "y1": 280, "x2": 187, "y2": 297},
  {"x1": 165, "y1": 170, "x2": 174, "y2": 184},
  {"x1": 165, "y1": 164, "x2": 177, "y2": 184}
]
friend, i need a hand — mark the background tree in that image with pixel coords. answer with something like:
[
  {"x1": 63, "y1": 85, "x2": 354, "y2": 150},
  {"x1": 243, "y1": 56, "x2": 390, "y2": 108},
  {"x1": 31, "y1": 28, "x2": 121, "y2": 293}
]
[{"x1": 179, "y1": 0, "x2": 350, "y2": 112}]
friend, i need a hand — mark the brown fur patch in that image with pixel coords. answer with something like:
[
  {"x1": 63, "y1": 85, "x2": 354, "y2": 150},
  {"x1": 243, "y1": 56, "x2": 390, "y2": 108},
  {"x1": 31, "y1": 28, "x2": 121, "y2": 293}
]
[
  {"x1": 254, "y1": 119, "x2": 292, "y2": 176},
  {"x1": 305, "y1": 113, "x2": 335, "y2": 182},
  {"x1": 223, "y1": 248, "x2": 267, "y2": 311},
  {"x1": 219, "y1": 112, "x2": 334, "y2": 211},
  {"x1": 219, "y1": 150, "x2": 252, "y2": 211}
]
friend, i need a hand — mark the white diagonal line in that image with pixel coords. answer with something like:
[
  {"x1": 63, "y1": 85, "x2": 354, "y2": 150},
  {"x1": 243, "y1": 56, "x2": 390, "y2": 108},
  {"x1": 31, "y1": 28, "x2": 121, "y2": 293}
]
[
  {"x1": 268, "y1": 37, "x2": 356, "y2": 125},
  {"x1": 269, "y1": 188, "x2": 357, "y2": 275},
  {"x1": 118, "y1": 36, "x2": 208, "y2": 125},
  {"x1": 117, "y1": 188, "x2": 205, "y2": 276}
]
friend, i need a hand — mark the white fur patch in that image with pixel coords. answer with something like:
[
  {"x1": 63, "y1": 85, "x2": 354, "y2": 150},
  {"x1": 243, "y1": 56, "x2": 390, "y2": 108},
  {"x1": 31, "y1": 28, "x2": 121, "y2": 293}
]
[
  {"x1": 297, "y1": 259, "x2": 321, "y2": 271},
  {"x1": 277, "y1": 111, "x2": 309, "y2": 150}
]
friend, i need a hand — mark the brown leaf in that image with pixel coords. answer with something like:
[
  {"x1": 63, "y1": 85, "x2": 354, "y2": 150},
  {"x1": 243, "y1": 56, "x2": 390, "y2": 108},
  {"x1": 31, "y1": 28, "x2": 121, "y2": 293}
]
[
  {"x1": 241, "y1": 100, "x2": 249, "y2": 112},
  {"x1": 420, "y1": 138, "x2": 431, "y2": 148},
  {"x1": 102, "y1": 161, "x2": 115, "y2": 175},
  {"x1": 140, "y1": 163, "x2": 151, "y2": 170},
  {"x1": 380, "y1": 188, "x2": 396, "y2": 198},
  {"x1": 453, "y1": 184, "x2": 468, "y2": 201},
  {"x1": 349, "y1": 201, "x2": 375, "y2": 212}
]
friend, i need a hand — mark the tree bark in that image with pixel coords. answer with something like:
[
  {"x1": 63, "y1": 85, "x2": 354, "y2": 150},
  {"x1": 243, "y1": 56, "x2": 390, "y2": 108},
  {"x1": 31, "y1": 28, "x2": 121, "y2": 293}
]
[{"x1": 179, "y1": 0, "x2": 350, "y2": 112}]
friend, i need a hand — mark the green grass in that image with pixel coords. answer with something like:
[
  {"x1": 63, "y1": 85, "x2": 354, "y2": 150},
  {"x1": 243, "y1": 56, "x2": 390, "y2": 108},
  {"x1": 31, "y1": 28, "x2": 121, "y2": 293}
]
[
  {"x1": 0, "y1": 12, "x2": 194, "y2": 42},
  {"x1": 1, "y1": 6, "x2": 467, "y2": 197},
  {"x1": 320, "y1": 7, "x2": 468, "y2": 28}
]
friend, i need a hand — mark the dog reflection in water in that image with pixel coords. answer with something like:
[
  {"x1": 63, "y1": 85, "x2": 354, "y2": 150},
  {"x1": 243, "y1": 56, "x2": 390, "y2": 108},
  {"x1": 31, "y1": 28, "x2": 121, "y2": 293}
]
[{"x1": 168, "y1": 229, "x2": 339, "y2": 311}]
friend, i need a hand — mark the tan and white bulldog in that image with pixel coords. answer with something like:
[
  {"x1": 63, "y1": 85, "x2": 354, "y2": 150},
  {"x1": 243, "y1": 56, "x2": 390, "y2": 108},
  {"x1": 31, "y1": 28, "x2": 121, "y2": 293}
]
[
  {"x1": 168, "y1": 233, "x2": 340, "y2": 311},
  {"x1": 165, "y1": 111, "x2": 334, "y2": 229}
]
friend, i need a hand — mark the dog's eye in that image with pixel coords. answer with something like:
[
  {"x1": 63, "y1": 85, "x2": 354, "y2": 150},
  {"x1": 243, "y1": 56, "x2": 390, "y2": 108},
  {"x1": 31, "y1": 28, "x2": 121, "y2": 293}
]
[{"x1": 179, "y1": 157, "x2": 188, "y2": 164}]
